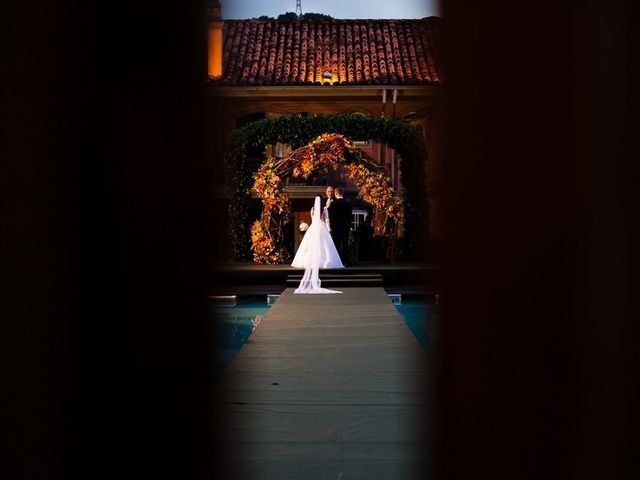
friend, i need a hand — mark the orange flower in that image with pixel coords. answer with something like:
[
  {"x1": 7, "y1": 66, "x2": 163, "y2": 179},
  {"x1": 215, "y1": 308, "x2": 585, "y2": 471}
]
[{"x1": 251, "y1": 133, "x2": 401, "y2": 264}]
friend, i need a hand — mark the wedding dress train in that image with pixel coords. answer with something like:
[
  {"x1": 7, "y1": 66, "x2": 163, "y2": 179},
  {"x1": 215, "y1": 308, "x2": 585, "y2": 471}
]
[{"x1": 291, "y1": 196, "x2": 344, "y2": 294}]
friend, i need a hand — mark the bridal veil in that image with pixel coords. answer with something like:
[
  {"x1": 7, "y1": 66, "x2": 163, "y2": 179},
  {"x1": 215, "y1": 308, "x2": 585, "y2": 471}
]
[{"x1": 292, "y1": 196, "x2": 343, "y2": 294}]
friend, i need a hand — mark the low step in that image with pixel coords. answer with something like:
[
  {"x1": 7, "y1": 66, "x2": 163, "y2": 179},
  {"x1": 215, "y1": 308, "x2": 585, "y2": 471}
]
[
  {"x1": 286, "y1": 274, "x2": 383, "y2": 288},
  {"x1": 287, "y1": 272, "x2": 382, "y2": 288},
  {"x1": 287, "y1": 274, "x2": 382, "y2": 280},
  {"x1": 267, "y1": 293, "x2": 402, "y2": 304}
]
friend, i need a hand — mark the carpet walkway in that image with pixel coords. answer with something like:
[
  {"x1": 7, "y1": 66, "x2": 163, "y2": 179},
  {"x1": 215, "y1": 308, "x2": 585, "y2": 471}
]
[{"x1": 213, "y1": 287, "x2": 430, "y2": 480}]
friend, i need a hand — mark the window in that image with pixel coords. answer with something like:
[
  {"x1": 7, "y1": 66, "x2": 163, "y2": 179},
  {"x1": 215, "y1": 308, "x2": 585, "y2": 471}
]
[{"x1": 351, "y1": 209, "x2": 368, "y2": 231}]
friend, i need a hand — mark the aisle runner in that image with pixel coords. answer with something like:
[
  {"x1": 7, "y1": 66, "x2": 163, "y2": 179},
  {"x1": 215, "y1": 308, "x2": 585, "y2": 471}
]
[{"x1": 213, "y1": 287, "x2": 430, "y2": 480}]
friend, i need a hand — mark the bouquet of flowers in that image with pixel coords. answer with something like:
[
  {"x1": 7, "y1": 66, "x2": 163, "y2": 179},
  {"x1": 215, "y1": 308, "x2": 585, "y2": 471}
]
[{"x1": 299, "y1": 222, "x2": 309, "y2": 232}]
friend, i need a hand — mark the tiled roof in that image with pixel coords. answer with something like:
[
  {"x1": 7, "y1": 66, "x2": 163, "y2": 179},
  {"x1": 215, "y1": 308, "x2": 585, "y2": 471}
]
[{"x1": 218, "y1": 18, "x2": 442, "y2": 86}]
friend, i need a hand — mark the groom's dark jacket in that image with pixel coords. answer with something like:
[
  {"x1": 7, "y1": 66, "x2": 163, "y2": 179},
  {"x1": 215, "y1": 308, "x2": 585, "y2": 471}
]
[{"x1": 328, "y1": 197, "x2": 352, "y2": 234}]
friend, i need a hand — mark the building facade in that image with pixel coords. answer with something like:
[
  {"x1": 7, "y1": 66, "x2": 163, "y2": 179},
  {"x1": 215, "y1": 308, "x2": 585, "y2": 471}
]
[{"x1": 207, "y1": 1, "x2": 442, "y2": 261}]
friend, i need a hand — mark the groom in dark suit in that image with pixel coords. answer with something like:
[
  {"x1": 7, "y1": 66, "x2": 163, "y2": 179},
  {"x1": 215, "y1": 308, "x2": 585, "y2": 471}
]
[{"x1": 327, "y1": 187, "x2": 353, "y2": 266}]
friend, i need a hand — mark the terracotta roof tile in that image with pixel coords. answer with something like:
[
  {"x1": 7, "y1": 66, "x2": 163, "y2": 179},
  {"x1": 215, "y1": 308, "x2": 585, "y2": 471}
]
[{"x1": 217, "y1": 17, "x2": 442, "y2": 86}]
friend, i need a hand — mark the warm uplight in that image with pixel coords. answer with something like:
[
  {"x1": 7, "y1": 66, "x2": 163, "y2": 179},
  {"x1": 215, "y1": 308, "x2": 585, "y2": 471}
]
[
  {"x1": 322, "y1": 71, "x2": 337, "y2": 85},
  {"x1": 208, "y1": 21, "x2": 223, "y2": 78}
]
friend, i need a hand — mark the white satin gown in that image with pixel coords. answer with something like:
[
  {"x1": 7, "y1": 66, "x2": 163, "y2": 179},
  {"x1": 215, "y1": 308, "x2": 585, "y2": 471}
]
[{"x1": 291, "y1": 196, "x2": 344, "y2": 294}]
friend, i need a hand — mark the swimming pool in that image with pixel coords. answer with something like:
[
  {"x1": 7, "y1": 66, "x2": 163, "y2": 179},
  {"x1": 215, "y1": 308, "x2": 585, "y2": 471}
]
[
  {"x1": 210, "y1": 295, "x2": 268, "y2": 378},
  {"x1": 393, "y1": 295, "x2": 437, "y2": 355},
  {"x1": 209, "y1": 294, "x2": 436, "y2": 377}
]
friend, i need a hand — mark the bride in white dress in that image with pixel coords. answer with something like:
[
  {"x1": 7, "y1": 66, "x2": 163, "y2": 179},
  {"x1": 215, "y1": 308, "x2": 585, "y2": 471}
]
[{"x1": 291, "y1": 196, "x2": 344, "y2": 294}]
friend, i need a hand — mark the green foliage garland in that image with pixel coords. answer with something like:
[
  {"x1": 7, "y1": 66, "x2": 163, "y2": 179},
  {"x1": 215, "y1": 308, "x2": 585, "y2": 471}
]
[{"x1": 223, "y1": 113, "x2": 429, "y2": 261}]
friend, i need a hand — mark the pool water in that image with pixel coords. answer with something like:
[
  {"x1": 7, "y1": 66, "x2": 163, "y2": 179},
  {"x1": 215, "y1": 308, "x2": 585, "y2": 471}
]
[
  {"x1": 210, "y1": 296, "x2": 269, "y2": 378},
  {"x1": 393, "y1": 297, "x2": 437, "y2": 355},
  {"x1": 210, "y1": 295, "x2": 436, "y2": 377}
]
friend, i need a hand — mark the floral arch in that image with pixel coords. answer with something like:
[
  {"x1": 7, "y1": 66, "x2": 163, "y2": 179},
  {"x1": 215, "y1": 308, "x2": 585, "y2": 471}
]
[
  {"x1": 223, "y1": 113, "x2": 430, "y2": 262},
  {"x1": 251, "y1": 134, "x2": 403, "y2": 264}
]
